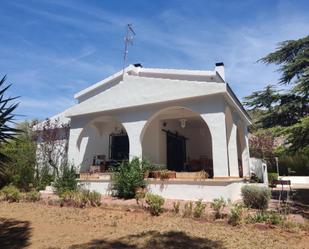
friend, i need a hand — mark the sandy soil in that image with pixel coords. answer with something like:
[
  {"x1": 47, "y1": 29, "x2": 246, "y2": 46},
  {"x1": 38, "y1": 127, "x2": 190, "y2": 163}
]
[{"x1": 0, "y1": 202, "x2": 308, "y2": 249}]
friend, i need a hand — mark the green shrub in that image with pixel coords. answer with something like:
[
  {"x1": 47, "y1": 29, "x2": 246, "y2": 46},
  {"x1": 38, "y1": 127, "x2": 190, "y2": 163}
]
[
  {"x1": 60, "y1": 189, "x2": 101, "y2": 208},
  {"x1": 211, "y1": 197, "x2": 226, "y2": 219},
  {"x1": 135, "y1": 188, "x2": 146, "y2": 205},
  {"x1": 87, "y1": 190, "x2": 101, "y2": 206},
  {"x1": 247, "y1": 211, "x2": 283, "y2": 225},
  {"x1": 193, "y1": 199, "x2": 206, "y2": 218},
  {"x1": 111, "y1": 157, "x2": 146, "y2": 199},
  {"x1": 182, "y1": 201, "x2": 193, "y2": 218},
  {"x1": 172, "y1": 201, "x2": 180, "y2": 214},
  {"x1": 241, "y1": 185, "x2": 271, "y2": 210},
  {"x1": 277, "y1": 151, "x2": 309, "y2": 176},
  {"x1": 1, "y1": 185, "x2": 21, "y2": 202},
  {"x1": 268, "y1": 173, "x2": 278, "y2": 184},
  {"x1": 24, "y1": 190, "x2": 41, "y2": 202},
  {"x1": 145, "y1": 193, "x2": 165, "y2": 216},
  {"x1": 228, "y1": 203, "x2": 244, "y2": 226},
  {"x1": 53, "y1": 164, "x2": 77, "y2": 195},
  {"x1": 36, "y1": 165, "x2": 54, "y2": 191}
]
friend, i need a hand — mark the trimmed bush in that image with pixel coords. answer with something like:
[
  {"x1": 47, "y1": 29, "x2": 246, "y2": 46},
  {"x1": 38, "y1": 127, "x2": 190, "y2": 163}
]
[
  {"x1": 241, "y1": 185, "x2": 271, "y2": 210},
  {"x1": 211, "y1": 197, "x2": 226, "y2": 219},
  {"x1": 193, "y1": 199, "x2": 206, "y2": 218},
  {"x1": 1, "y1": 185, "x2": 21, "y2": 202},
  {"x1": 111, "y1": 157, "x2": 146, "y2": 199},
  {"x1": 228, "y1": 203, "x2": 244, "y2": 226},
  {"x1": 268, "y1": 173, "x2": 278, "y2": 185},
  {"x1": 24, "y1": 190, "x2": 41, "y2": 202},
  {"x1": 145, "y1": 193, "x2": 165, "y2": 216}
]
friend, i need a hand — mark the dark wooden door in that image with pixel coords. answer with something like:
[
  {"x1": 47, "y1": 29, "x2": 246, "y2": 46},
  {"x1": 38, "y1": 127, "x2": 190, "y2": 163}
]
[
  {"x1": 166, "y1": 132, "x2": 186, "y2": 171},
  {"x1": 110, "y1": 134, "x2": 129, "y2": 161}
]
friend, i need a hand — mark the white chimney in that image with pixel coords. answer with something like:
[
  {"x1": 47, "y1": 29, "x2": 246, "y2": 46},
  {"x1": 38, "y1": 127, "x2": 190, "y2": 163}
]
[{"x1": 215, "y1": 62, "x2": 225, "y2": 81}]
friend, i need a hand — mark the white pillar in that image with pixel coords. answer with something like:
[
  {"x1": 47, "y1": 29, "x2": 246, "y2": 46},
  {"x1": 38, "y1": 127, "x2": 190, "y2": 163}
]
[
  {"x1": 67, "y1": 116, "x2": 89, "y2": 172},
  {"x1": 122, "y1": 120, "x2": 147, "y2": 160},
  {"x1": 202, "y1": 113, "x2": 229, "y2": 177},
  {"x1": 242, "y1": 126, "x2": 251, "y2": 177},
  {"x1": 228, "y1": 123, "x2": 240, "y2": 177}
]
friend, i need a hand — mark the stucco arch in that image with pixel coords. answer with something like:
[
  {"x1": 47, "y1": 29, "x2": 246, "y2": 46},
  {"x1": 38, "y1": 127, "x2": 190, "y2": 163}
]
[
  {"x1": 76, "y1": 115, "x2": 129, "y2": 172},
  {"x1": 141, "y1": 106, "x2": 213, "y2": 175}
]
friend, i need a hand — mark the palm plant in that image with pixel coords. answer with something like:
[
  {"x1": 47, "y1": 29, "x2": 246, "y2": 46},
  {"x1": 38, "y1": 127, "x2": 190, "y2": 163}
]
[{"x1": 0, "y1": 76, "x2": 20, "y2": 173}]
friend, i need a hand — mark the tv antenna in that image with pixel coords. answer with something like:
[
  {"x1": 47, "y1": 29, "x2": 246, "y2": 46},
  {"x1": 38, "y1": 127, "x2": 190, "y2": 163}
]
[{"x1": 122, "y1": 24, "x2": 136, "y2": 76}]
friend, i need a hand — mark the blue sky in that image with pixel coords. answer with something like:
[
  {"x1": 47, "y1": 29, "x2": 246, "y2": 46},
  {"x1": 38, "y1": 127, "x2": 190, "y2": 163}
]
[{"x1": 1, "y1": 0, "x2": 308, "y2": 121}]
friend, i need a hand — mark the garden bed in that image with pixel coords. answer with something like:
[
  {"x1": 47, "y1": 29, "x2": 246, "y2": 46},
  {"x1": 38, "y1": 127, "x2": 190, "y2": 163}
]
[{"x1": 0, "y1": 202, "x2": 308, "y2": 249}]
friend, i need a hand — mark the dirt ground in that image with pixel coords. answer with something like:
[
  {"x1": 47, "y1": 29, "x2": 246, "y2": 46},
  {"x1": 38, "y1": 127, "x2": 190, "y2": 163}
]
[{"x1": 0, "y1": 202, "x2": 308, "y2": 249}]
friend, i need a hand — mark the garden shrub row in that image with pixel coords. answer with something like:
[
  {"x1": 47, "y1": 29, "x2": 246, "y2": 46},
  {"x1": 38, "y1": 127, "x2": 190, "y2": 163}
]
[
  {"x1": 60, "y1": 189, "x2": 101, "y2": 208},
  {"x1": 0, "y1": 185, "x2": 41, "y2": 202}
]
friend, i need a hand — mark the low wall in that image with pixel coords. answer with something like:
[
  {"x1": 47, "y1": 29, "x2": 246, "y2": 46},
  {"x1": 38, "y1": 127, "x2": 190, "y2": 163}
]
[
  {"x1": 79, "y1": 179, "x2": 252, "y2": 202},
  {"x1": 280, "y1": 176, "x2": 309, "y2": 185}
]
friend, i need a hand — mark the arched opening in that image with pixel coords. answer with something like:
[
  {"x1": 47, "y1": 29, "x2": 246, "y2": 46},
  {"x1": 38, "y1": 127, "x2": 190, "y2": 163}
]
[
  {"x1": 77, "y1": 116, "x2": 129, "y2": 172},
  {"x1": 237, "y1": 125, "x2": 245, "y2": 178},
  {"x1": 141, "y1": 107, "x2": 213, "y2": 177}
]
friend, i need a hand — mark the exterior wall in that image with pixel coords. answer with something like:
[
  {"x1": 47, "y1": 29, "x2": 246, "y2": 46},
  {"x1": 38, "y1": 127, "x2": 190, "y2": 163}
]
[
  {"x1": 68, "y1": 95, "x2": 249, "y2": 178},
  {"x1": 80, "y1": 180, "x2": 247, "y2": 202},
  {"x1": 280, "y1": 176, "x2": 309, "y2": 185}
]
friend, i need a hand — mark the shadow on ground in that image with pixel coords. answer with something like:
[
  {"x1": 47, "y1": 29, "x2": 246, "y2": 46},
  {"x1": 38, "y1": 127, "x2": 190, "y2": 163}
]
[
  {"x1": 271, "y1": 188, "x2": 309, "y2": 218},
  {"x1": 0, "y1": 218, "x2": 31, "y2": 249},
  {"x1": 69, "y1": 230, "x2": 226, "y2": 249}
]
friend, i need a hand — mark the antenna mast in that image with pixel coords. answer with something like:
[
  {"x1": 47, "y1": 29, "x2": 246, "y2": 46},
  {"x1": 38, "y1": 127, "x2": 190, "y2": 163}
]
[{"x1": 122, "y1": 24, "x2": 136, "y2": 76}]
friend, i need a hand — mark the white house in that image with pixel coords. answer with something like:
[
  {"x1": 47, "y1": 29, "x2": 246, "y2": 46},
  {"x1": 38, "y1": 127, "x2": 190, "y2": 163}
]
[{"x1": 40, "y1": 63, "x2": 253, "y2": 201}]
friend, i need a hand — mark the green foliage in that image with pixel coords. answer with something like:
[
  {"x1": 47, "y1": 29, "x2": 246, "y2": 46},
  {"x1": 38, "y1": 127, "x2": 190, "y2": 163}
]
[
  {"x1": 145, "y1": 193, "x2": 165, "y2": 216},
  {"x1": 243, "y1": 85, "x2": 280, "y2": 110},
  {"x1": 53, "y1": 163, "x2": 77, "y2": 195},
  {"x1": 268, "y1": 173, "x2": 278, "y2": 184},
  {"x1": 182, "y1": 201, "x2": 193, "y2": 218},
  {"x1": 24, "y1": 190, "x2": 41, "y2": 202},
  {"x1": 228, "y1": 203, "x2": 244, "y2": 226},
  {"x1": 193, "y1": 199, "x2": 206, "y2": 218},
  {"x1": 135, "y1": 188, "x2": 146, "y2": 205},
  {"x1": 247, "y1": 211, "x2": 283, "y2": 225},
  {"x1": 259, "y1": 35, "x2": 309, "y2": 88},
  {"x1": 61, "y1": 189, "x2": 101, "y2": 208},
  {"x1": 283, "y1": 116, "x2": 309, "y2": 152},
  {"x1": 210, "y1": 197, "x2": 227, "y2": 219},
  {"x1": 1, "y1": 185, "x2": 21, "y2": 202},
  {"x1": 0, "y1": 76, "x2": 21, "y2": 174},
  {"x1": 241, "y1": 185, "x2": 271, "y2": 210},
  {"x1": 0, "y1": 121, "x2": 37, "y2": 190},
  {"x1": 111, "y1": 157, "x2": 146, "y2": 199},
  {"x1": 277, "y1": 151, "x2": 309, "y2": 176},
  {"x1": 36, "y1": 165, "x2": 54, "y2": 191},
  {"x1": 245, "y1": 35, "x2": 309, "y2": 158},
  {"x1": 172, "y1": 201, "x2": 180, "y2": 214}
]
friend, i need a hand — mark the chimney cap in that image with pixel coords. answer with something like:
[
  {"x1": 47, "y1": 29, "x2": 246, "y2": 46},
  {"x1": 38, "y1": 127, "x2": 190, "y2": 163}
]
[
  {"x1": 215, "y1": 62, "x2": 224, "y2": 67},
  {"x1": 133, "y1": 63, "x2": 143, "y2": 68}
]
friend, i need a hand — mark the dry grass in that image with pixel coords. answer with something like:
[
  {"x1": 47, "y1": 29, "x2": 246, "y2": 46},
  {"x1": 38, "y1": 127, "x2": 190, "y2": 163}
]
[{"x1": 0, "y1": 202, "x2": 308, "y2": 249}]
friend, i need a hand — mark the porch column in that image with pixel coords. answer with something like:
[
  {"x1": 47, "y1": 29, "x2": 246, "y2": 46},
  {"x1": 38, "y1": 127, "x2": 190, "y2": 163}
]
[
  {"x1": 202, "y1": 113, "x2": 229, "y2": 177},
  {"x1": 228, "y1": 123, "x2": 239, "y2": 177},
  {"x1": 242, "y1": 126, "x2": 251, "y2": 177},
  {"x1": 122, "y1": 120, "x2": 147, "y2": 160},
  {"x1": 67, "y1": 116, "x2": 89, "y2": 171}
]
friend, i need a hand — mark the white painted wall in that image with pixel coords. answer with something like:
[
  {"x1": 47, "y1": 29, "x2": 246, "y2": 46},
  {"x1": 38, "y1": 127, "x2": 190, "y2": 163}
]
[
  {"x1": 280, "y1": 176, "x2": 309, "y2": 185},
  {"x1": 67, "y1": 93, "x2": 249, "y2": 179},
  {"x1": 80, "y1": 180, "x2": 247, "y2": 202}
]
